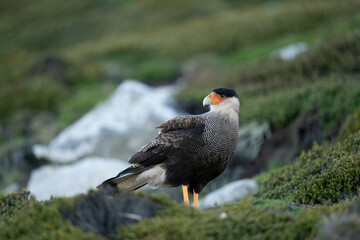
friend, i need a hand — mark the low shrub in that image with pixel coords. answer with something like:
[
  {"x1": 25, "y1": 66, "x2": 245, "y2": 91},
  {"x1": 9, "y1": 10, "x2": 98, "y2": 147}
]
[
  {"x1": 257, "y1": 131, "x2": 360, "y2": 204},
  {"x1": 116, "y1": 198, "x2": 352, "y2": 240}
]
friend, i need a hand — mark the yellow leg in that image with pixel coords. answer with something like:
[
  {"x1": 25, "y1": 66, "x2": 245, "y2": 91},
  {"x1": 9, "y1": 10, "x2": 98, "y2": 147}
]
[
  {"x1": 182, "y1": 185, "x2": 190, "y2": 206},
  {"x1": 193, "y1": 190, "x2": 198, "y2": 208}
]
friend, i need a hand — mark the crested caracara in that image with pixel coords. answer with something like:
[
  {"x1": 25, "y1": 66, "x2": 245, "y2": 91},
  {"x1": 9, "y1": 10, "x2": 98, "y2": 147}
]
[{"x1": 97, "y1": 88, "x2": 239, "y2": 208}]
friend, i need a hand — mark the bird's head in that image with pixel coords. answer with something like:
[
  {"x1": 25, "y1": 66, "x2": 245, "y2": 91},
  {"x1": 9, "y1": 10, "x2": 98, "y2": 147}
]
[{"x1": 203, "y1": 88, "x2": 240, "y2": 113}]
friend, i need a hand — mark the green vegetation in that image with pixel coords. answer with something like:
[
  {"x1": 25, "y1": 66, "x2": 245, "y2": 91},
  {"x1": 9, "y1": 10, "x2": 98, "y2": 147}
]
[
  {"x1": 238, "y1": 78, "x2": 360, "y2": 132},
  {"x1": 182, "y1": 29, "x2": 360, "y2": 135},
  {"x1": 257, "y1": 131, "x2": 360, "y2": 204},
  {"x1": 115, "y1": 199, "x2": 354, "y2": 240},
  {"x1": 1, "y1": 0, "x2": 360, "y2": 239},
  {"x1": 1, "y1": 0, "x2": 360, "y2": 124},
  {"x1": 339, "y1": 109, "x2": 360, "y2": 139},
  {"x1": 0, "y1": 191, "x2": 103, "y2": 240},
  {"x1": 0, "y1": 190, "x2": 168, "y2": 240},
  {"x1": 0, "y1": 189, "x2": 31, "y2": 219},
  {"x1": 1, "y1": 189, "x2": 358, "y2": 240}
]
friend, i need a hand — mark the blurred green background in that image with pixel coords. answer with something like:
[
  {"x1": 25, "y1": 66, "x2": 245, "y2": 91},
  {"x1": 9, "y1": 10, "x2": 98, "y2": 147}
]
[
  {"x1": 1, "y1": 0, "x2": 360, "y2": 239},
  {"x1": 1, "y1": 0, "x2": 359, "y2": 142}
]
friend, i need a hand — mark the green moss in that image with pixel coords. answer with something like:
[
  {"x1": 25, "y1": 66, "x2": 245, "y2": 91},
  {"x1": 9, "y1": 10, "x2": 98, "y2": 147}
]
[
  {"x1": 0, "y1": 201, "x2": 102, "y2": 240},
  {"x1": 116, "y1": 198, "x2": 353, "y2": 240},
  {"x1": 238, "y1": 85, "x2": 308, "y2": 129},
  {"x1": 0, "y1": 190, "x2": 32, "y2": 220},
  {"x1": 0, "y1": 191, "x2": 103, "y2": 240},
  {"x1": 0, "y1": 190, "x2": 359, "y2": 240},
  {"x1": 117, "y1": 200, "x2": 288, "y2": 240},
  {"x1": 256, "y1": 131, "x2": 360, "y2": 204},
  {"x1": 339, "y1": 109, "x2": 360, "y2": 139},
  {"x1": 238, "y1": 77, "x2": 360, "y2": 134},
  {"x1": 252, "y1": 199, "x2": 289, "y2": 210},
  {"x1": 134, "y1": 60, "x2": 180, "y2": 83}
]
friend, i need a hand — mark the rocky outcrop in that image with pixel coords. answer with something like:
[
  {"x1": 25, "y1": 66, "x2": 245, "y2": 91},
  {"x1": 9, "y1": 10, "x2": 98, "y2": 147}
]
[
  {"x1": 0, "y1": 142, "x2": 45, "y2": 193},
  {"x1": 32, "y1": 80, "x2": 182, "y2": 163},
  {"x1": 232, "y1": 121, "x2": 271, "y2": 164},
  {"x1": 60, "y1": 191, "x2": 161, "y2": 237},
  {"x1": 27, "y1": 157, "x2": 129, "y2": 200},
  {"x1": 293, "y1": 107, "x2": 322, "y2": 153}
]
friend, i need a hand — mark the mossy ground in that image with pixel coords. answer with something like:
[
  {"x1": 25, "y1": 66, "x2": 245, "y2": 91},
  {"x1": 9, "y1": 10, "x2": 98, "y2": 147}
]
[
  {"x1": 339, "y1": 109, "x2": 360, "y2": 140},
  {"x1": 256, "y1": 131, "x2": 360, "y2": 204},
  {"x1": 115, "y1": 198, "x2": 356, "y2": 240},
  {"x1": 1, "y1": 189, "x2": 359, "y2": 240},
  {"x1": 0, "y1": 191, "x2": 102, "y2": 240}
]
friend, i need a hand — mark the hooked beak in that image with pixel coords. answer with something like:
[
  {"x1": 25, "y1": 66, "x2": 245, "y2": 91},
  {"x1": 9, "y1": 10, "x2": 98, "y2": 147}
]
[
  {"x1": 203, "y1": 96, "x2": 212, "y2": 106},
  {"x1": 203, "y1": 92, "x2": 225, "y2": 106}
]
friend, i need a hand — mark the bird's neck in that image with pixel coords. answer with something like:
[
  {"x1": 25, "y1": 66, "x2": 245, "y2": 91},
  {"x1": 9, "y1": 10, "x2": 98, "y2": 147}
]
[{"x1": 209, "y1": 104, "x2": 239, "y2": 122}]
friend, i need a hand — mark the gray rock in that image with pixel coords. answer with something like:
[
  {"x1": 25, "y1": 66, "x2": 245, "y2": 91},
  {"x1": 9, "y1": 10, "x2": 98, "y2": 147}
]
[
  {"x1": 315, "y1": 213, "x2": 360, "y2": 240},
  {"x1": 60, "y1": 191, "x2": 161, "y2": 238},
  {"x1": 0, "y1": 142, "x2": 44, "y2": 192},
  {"x1": 293, "y1": 107, "x2": 322, "y2": 153},
  {"x1": 32, "y1": 80, "x2": 182, "y2": 163},
  {"x1": 233, "y1": 121, "x2": 271, "y2": 163},
  {"x1": 3, "y1": 183, "x2": 20, "y2": 194},
  {"x1": 200, "y1": 179, "x2": 259, "y2": 208},
  {"x1": 27, "y1": 156, "x2": 129, "y2": 200}
]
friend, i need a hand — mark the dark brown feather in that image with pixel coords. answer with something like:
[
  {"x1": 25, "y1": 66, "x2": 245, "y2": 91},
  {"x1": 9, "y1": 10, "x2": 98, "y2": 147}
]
[
  {"x1": 128, "y1": 116, "x2": 205, "y2": 166},
  {"x1": 156, "y1": 116, "x2": 205, "y2": 133}
]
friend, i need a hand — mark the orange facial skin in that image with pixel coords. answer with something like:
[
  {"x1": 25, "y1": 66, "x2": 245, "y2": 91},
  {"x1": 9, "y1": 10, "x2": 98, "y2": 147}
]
[{"x1": 208, "y1": 92, "x2": 226, "y2": 105}]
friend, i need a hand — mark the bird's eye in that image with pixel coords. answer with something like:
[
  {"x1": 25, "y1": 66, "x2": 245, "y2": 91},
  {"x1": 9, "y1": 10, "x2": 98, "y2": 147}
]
[{"x1": 220, "y1": 95, "x2": 225, "y2": 98}]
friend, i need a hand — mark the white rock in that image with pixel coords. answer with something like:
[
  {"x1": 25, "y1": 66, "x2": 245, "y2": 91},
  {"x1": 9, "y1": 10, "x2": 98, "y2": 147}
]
[
  {"x1": 219, "y1": 212, "x2": 228, "y2": 219},
  {"x1": 272, "y1": 42, "x2": 307, "y2": 60},
  {"x1": 200, "y1": 179, "x2": 258, "y2": 209},
  {"x1": 27, "y1": 156, "x2": 129, "y2": 200},
  {"x1": 33, "y1": 80, "x2": 182, "y2": 163}
]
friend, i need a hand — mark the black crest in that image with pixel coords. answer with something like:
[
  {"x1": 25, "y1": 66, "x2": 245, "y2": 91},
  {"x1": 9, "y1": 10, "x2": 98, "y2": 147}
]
[{"x1": 212, "y1": 88, "x2": 238, "y2": 98}]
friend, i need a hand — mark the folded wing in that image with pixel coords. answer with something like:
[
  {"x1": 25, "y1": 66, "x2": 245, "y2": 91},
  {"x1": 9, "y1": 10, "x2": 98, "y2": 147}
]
[{"x1": 97, "y1": 115, "x2": 205, "y2": 196}]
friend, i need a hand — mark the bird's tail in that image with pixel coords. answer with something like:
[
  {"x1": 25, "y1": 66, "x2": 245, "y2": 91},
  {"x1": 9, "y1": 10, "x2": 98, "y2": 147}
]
[{"x1": 97, "y1": 165, "x2": 148, "y2": 196}]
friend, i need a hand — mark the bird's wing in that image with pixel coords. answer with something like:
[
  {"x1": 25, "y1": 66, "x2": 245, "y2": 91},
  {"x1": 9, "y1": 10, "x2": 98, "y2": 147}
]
[
  {"x1": 128, "y1": 115, "x2": 206, "y2": 167},
  {"x1": 156, "y1": 115, "x2": 205, "y2": 134},
  {"x1": 98, "y1": 116, "x2": 205, "y2": 195}
]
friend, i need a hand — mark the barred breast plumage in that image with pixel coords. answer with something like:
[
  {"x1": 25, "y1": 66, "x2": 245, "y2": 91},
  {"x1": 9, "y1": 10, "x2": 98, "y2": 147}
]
[
  {"x1": 163, "y1": 111, "x2": 239, "y2": 193},
  {"x1": 98, "y1": 88, "x2": 240, "y2": 207}
]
